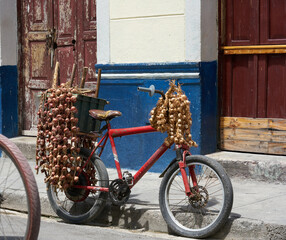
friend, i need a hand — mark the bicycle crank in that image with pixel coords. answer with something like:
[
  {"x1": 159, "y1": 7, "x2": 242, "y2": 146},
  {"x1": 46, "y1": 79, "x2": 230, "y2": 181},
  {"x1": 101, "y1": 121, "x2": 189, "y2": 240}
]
[{"x1": 109, "y1": 179, "x2": 131, "y2": 206}]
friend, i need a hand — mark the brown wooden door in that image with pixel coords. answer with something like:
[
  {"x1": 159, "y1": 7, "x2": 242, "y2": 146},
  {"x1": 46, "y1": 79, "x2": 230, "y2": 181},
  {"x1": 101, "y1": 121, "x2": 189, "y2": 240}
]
[
  {"x1": 220, "y1": 0, "x2": 286, "y2": 154},
  {"x1": 20, "y1": 0, "x2": 97, "y2": 134}
]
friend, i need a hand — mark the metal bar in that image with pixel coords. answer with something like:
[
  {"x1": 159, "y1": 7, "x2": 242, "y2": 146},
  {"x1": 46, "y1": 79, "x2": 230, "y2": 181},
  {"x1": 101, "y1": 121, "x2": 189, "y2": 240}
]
[
  {"x1": 132, "y1": 144, "x2": 169, "y2": 187},
  {"x1": 110, "y1": 125, "x2": 157, "y2": 138},
  {"x1": 179, "y1": 161, "x2": 192, "y2": 196},
  {"x1": 73, "y1": 185, "x2": 109, "y2": 192},
  {"x1": 108, "y1": 124, "x2": 122, "y2": 179},
  {"x1": 95, "y1": 72, "x2": 200, "y2": 79}
]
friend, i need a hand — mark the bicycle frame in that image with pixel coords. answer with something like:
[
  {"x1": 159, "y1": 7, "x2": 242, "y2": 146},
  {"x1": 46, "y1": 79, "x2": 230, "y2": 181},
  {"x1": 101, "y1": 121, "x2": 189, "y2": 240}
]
[{"x1": 76, "y1": 121, "x2": 198, "y2": 196}]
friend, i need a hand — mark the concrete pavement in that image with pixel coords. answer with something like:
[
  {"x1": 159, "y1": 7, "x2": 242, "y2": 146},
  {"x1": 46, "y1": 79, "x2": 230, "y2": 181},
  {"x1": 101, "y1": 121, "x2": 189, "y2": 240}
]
[{"x1": 7, "y1": 137, "x2": 286, "y2": 239}]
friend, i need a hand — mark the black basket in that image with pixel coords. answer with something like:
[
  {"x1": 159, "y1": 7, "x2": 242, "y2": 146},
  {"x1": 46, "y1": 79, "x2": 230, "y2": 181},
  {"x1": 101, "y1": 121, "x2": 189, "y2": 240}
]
[{"x1": 74, "y1": 95, "x2": 108, "y2": 133}]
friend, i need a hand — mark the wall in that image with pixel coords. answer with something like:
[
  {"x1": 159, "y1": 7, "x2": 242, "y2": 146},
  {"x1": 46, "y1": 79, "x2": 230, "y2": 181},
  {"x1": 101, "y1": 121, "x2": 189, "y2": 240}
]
[
  {"x1": 0, "y1": 0, "x2": 18, "y2": 137},
  {"x1": 97, "y1": 0, "x2": 218, "y2": 64},
  {"x1": 0, "y1": 0, "x2": 17, "y2": 66},
  {"x1": 109, "y1": 0, "x2": 185, "y2": 63},
  {"x1": 94, "y1": 0, "x2": 218, "y2": 172}
]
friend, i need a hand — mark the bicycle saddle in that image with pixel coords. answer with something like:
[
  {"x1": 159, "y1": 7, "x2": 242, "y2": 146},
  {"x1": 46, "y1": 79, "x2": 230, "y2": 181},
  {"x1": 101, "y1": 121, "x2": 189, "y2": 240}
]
[{"x1": 89, "y1": 109, "x2": 122, "y2": 121}]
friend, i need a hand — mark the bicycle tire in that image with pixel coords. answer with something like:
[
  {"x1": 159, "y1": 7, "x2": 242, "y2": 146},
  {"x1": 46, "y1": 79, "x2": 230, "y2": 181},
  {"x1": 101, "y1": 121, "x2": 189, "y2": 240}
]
[
  {"x1": 159, "y1": 155, "x2": 233, "y2": 238},
  {"x1": 47, "y1": 148, "x2": 109, "y2": 223},
  {"x1": 0, "y1": 134, "x2": 41, "y2": 240}
]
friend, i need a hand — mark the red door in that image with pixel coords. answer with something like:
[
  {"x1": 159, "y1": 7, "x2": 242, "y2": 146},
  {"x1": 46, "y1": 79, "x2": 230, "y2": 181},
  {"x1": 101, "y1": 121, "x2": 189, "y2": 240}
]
[
  {"x1": 20, "y1": 0, "x2": 97, "y2": 135},
  {"x1": 220, "y1": 0, "x2": 286, "y2": 154}
]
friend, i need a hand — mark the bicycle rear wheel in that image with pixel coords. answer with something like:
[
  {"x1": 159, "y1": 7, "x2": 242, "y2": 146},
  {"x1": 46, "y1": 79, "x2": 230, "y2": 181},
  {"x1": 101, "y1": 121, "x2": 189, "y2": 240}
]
[
  {"x1": 47, "y1": 148, "x2": 109, "y2": 224},
  {"x1": 0, "y1": 134, "x2": 41, "y2": 240},
  {"x1": 159, "y1": 155, "x2": 233, "y2": 238}
]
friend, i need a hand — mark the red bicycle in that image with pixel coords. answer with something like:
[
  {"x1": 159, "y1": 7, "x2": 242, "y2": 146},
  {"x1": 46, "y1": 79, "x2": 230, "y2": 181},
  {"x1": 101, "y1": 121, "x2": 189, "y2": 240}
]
[{"x1": 47, "y1": 86, "x2": 233, "y2": 239}]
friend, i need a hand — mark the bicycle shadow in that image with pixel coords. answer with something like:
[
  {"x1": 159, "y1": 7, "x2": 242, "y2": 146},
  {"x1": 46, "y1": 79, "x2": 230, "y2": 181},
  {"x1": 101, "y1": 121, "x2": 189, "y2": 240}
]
[
  {"x1": 91, "y1": 195, "x2": 161, "y2": 231},
  {"x1": 211, "y1": 212, "x2": 241, "y2": 239}
]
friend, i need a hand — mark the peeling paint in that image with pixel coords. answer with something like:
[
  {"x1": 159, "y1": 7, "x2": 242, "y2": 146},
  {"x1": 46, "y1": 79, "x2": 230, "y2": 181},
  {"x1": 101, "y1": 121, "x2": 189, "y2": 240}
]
[{"x1": 21, "y1": 0, "x2": 97, "y2": 132}]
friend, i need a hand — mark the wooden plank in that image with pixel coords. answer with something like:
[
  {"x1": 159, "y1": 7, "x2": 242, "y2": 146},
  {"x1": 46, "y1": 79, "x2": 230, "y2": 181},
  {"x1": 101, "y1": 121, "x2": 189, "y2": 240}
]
[
  {"x1": 220, "y1": 139, "x2": 268, "y2": 153},
  {"x1": 222, "y1": 45, "x2": 286, "y2": 55},
  {"x1": 269, "y1": 119, "x2": 286, "y2": 131},
  {"x1": 270, "y1": 131, "x2": 286, "y2": 143},
  {"x1": 221, "y1": 128, "x2": 271, "y2": 141},
  {"x1": 220, "y1": 117, "x2": 286, "y2": 155},
  {"x1": 224, "y1": 48, "x2": 286, "y2": 55},
  {"x1": 220, "y1": 117, "x2": 269, "y2": 129},
  {"x1": 268, "y1": 142, "x2": 286, "y2": 155},
  {"x1": 222, "y1": 45, "x2": 286, "y2": 50}
]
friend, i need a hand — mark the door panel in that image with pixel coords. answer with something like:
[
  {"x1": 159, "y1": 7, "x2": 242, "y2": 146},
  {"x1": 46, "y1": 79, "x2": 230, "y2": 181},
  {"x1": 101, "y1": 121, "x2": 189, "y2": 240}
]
[
  {"x1": 54, "y1": 0, "x2": 77, "y2": 84},
  {"x1": 56, "y1": 47, "x2": 76, "y2": 85},
  {"x1": 77, "y1": 0, "x2": 97, "y2": 84},
  {"x1": 225, "y1": 0, "x2": 259, "y2": 45},
  {"x1": 21, "y1": 0, "x2": 97, "y2": 133},
  {"x1": 260, "y1": 0, "x2": 286, "y2": 44},
  {"x1": 231, "y1": 55, "x2": 258, "y2": 117},
  {"x1": 266, "y1": 55, "x2": 286, "y2": 118},
  {"x1": 27, "y1": 0, "x2": 50, "y2": 31},
  {"x1": 22, "y1": 0, "x2": 53, "y2": 132}
]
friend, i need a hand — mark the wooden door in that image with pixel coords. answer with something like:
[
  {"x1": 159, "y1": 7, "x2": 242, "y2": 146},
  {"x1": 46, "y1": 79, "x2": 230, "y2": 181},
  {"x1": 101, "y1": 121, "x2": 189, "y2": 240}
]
[
  {"x1": 20, "y1": 0, "x2": 97, "y2": 134},
  {"x1": 21, "y1": 0, "x2": 54, "y2": 134},
  {"x1": 220, "y1": 0, "x2": 286, "y2": 154}
]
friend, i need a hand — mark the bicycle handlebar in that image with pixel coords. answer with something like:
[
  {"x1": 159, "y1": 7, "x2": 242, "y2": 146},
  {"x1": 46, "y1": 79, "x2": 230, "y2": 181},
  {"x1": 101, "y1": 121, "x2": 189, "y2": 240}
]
[
  {"x1": 138, "y1": 85, "x2": 155, "y2": 96},
  {"x1": 138, "y1": 85, "x2": 165, "y2": 99}
]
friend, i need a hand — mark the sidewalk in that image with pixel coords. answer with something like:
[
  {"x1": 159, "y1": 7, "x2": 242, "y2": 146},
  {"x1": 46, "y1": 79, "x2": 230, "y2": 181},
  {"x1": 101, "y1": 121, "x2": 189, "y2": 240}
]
[{"x1": 10, "y1": 137, "x2": 286, "y2": 239}]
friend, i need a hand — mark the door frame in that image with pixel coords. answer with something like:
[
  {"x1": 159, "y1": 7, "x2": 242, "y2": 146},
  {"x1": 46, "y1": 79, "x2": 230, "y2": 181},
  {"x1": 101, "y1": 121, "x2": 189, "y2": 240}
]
[{"x1": 17, "y1": 0, "x2": 24, "y2": 135}]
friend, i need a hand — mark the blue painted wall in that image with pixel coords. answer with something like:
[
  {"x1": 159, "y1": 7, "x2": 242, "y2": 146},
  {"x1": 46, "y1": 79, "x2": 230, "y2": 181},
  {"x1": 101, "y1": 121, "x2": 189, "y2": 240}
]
[
  {"x1": 94, "y1": 62, "x2": 217, "y2": 172},
  {"x1": 0, "y1": 66, "x2": 18, "y2": 138}
]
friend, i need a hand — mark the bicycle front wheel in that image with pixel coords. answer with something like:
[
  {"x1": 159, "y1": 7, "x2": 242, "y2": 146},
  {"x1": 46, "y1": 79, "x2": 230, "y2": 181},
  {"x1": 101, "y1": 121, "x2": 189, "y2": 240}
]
[
  {"x1": 159, "y1": 155, "x2": 233, "y2": 238},
  {"x1": 0, "y1": 134, "x2": 41, "y2": 240}
]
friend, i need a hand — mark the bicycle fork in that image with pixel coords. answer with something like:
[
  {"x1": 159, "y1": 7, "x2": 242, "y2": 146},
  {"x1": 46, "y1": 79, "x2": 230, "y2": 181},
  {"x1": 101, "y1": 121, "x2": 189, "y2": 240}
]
[{"x1": 176, "y1": 146, "x2": 198, "y2": 197}]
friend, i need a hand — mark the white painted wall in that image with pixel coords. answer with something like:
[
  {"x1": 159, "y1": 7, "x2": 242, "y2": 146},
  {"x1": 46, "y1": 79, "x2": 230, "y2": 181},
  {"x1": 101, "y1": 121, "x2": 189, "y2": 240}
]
[
  {"x1": 0, "y1": 0, "x2": 17, "y2": 66},
  {"x1": 97, "y1": 0, "x2": 218, "y2": 64},
  {"x1": 109, "y1": 0, "x2": 185, "y2": 63},
  {"x1": 97, "y1": 0, "x2": 110, "y2": 64}
]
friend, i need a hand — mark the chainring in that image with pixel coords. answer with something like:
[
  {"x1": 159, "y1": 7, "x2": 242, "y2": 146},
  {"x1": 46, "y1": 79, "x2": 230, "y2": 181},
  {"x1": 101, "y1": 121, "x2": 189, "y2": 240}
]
[{"x1": 109, "y1": 179, "x2": 131, "y2": 206}]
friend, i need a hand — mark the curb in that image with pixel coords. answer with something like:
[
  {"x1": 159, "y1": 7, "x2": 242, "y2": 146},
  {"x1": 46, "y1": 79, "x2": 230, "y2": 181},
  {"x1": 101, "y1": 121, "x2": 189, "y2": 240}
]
[{"x1": 38, "y1": 198, "x2": 286, "y2": 240}]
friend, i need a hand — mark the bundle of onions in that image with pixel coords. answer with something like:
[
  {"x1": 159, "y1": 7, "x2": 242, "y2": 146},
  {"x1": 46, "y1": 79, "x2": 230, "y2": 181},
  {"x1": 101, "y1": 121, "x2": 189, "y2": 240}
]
[
  {"x1": 149, "y1": 80, "x2": 197, "y2": 148},
  {"x1": 36, "y1": 83, "x2": 95, "y2": 191}
]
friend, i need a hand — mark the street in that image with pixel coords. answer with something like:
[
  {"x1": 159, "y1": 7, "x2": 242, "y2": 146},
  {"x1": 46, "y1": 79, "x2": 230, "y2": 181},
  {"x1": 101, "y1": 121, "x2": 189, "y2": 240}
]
[
  {"x1": 0, "y1": 210, "x2": 192, "y2": 240},
  {"x1": 39, "y1": 216, "x2": 192, "y2": 240}
]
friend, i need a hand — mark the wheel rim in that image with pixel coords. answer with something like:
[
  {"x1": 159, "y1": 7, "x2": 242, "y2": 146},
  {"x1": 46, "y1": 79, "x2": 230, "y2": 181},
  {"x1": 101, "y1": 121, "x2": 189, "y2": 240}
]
[
  {"x1": 164, "y1": 162, "x2": 225, "y2": 232},
  {"x1": 50, "y1": 161, "x2": 103, "y2": 219}
]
